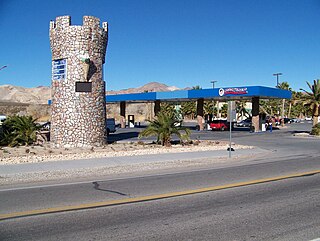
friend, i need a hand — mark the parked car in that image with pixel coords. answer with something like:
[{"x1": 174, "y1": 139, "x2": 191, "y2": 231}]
[
  {"x1": 305, "y1": 117, "x2": 312, "y2": 121},
  {"x1": 106, "y1": 118, "x2": 116, "y2": 136},
  {"x1": 208, "y1": 119, "x2": 230, "y2": 131},
  {"x1": 291, "y1": 118, "x2": 301, "y2": 123},
  {"x1": 237, "y1": 119, "x2": 252, "y2": 127},
  {"x1": 281, "y1": 118, "x2": 293, "y2": 124},
  {"x1": 40, "y1": 121, "x2": 51, "y2": 130}
]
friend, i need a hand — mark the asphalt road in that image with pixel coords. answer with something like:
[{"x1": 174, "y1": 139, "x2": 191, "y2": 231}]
[
  {"x1": 1, "y1": 172, "x2": 319, "y2": 240},
  {"x1": 1, "y1": 155, "x2": 320, "y2": 215}
]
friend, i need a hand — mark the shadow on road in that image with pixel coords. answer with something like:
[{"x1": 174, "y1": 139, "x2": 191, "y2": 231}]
[
  {"x1": 107, "y1": 131, "x2": 140, "y2": 143},
  {"x1": 92, "y1": 182, "x2": 128, "y2": 196}
]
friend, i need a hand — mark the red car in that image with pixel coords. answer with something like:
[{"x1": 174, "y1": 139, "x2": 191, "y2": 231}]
[{"x1": 209, "y1": 120, "x2": 230, "y2": 131}]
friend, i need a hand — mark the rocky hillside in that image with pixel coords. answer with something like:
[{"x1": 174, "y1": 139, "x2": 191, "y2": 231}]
[
  {"x1": 0, "y1": 82, "x2": 181, "y2": 104},
  {"x1": 0, "y1": 85, "x2": 51, "y2": 104},
  {"x1": 107, "y1": 82, "x2": 180, "y2": 95}
]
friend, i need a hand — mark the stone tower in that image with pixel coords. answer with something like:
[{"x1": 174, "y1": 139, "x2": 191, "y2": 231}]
[{"x1": 49, "y1": 16, "x2": 108, "y2": 148}]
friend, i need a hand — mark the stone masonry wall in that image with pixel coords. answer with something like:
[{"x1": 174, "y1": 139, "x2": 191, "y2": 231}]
[{"x1": 50, "y1": 16, "x2": 108, "y2": 148}]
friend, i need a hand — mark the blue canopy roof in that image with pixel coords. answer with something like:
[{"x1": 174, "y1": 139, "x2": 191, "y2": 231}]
[{"x1": 106, "y1": 86, "x2": 291, "y2": 103}]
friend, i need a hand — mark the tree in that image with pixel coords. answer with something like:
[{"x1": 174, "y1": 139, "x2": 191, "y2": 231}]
[
  {"x1": 277, "y1": 81, "x2": 291, "y2": 126},
  {"x1": 0, "y1": 115, "x2": 41, "y2": 147},
  {"x1": 160, "y1": 102, "x2": 175, "y2": 115},
  {"x1": 300, "y1": 79, "x2": 320, "y2": 126},
  {"x1": 203, "y1": 100, "x2": 216, "y2": 116},
  {"x1": 181, "y1": 101, "x2": 196, "y2": 119},
  {"x1": 192, "y1": 85, "x2": 202, "y2": 90},
  {"x1": 220, "y1": 104, "x2": 228, "y2": 118},
  {"x1": 259, "y1": 99, "x2": 279, "y2": 116},
  {"x1": 236, "y1": 100, "x2": 251, "y2": 120},
  {"x1": 289, "y1": 91, "x2": 305, "y2": 118},
  {"x1": 138, "y1": 111, "x2": 191, "y2": 147}
]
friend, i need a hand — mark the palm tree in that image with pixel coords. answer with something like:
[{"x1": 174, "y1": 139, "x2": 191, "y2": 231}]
[
  {"x1": 236, "y1": 100, "x2": 251, "y2": 120},
  {"x1": 277, "y1": 81, "x2": 291, "y2": 126},
  {"x1": 138, "y1": 111, "x2": 191, "y2": 147},
  {"x1": 1, "y1": 115, "x2": 41, "y2": 146},
  {"x1": 220, "y1": 104, "x2": 228, "y2": 118},
  {"x1": 181, "y1": 101, "x2": 196, "y2": 119},
  {"x1": 204, "y1": 100, "x2": 215, "y2": 115},
  {"x1": 287, "y1": 90, "x2": 304, "y2": 118},
  {"x1": 160, "y1": 102, "x2": 175, "y2": 115},
  {"x1": 300, "y1": 79, "x2": 320, "y2": 126},
  {"x1": 192, "y1": 85, "x2": 202, "y2": 90}
]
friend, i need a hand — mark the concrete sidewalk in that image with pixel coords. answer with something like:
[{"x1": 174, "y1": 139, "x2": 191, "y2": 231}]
[{"x1": 0, "y1": 147, "x2": 267, "y2": 176}]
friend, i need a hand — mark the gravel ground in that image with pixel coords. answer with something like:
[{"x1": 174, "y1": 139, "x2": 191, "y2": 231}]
[
  {"x1": 0, "y1": 140, "x2": 252, "y2": 165},
  {"x1": 0, "y1": 140, "x2": 255, "y2": 185},
  {"x1": 0, "y1": 155, "x2": 261, "y2": 185}
]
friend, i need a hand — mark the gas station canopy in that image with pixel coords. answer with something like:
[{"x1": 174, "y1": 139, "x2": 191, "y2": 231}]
[{"x1": 106, "y1": 86, "x2": 291, "y2": 103}]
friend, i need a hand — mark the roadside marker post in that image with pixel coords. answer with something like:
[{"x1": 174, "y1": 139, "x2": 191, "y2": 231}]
[{"x1": 227, "y1": 101, "x2": 236, "y2": 158}]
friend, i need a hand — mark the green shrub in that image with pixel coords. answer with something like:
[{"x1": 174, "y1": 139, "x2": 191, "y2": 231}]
[
  {"x1": 0, "y1": 115, "x2": 41, "y2": 147},
  {"x1": 139, "y1": 110, "x2": 191, "y2": 147},
  {"x1": 311, "y1": 123, "x2": 320, "y2": 136}
]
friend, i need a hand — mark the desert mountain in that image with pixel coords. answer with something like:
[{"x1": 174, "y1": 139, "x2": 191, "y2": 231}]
[
  {"x1": 107, "y1": 82, "x2": 180, "y2": 95},
  {"x1": 0, "y1": 82, "x2": 181, "y2": 104},
  {"x1": 0, "y1": 85, "x2": 51, "y2": 104}
]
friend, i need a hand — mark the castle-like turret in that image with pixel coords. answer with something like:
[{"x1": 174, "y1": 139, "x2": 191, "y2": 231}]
[{"x1": 49, "y1": 16, "x2": 108, "y2": 147}]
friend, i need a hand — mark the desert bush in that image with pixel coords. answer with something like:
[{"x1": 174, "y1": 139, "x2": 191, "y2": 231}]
[
  {"x1": 311, "y1": 123, "x2": 320, "y2": 136},
  {"x1": 0, "y1": 115, "x2": 41, "y2": 147}
]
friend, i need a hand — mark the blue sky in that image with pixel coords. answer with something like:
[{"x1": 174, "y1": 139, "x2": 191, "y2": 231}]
[{"x1": 0, "y1": 0, "x2": 319, "y2": 91}]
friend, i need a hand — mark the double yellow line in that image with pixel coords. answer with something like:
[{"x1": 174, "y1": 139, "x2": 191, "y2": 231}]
[{"x1": 1, "y1": 169, "x2": 319, "y2": 221}]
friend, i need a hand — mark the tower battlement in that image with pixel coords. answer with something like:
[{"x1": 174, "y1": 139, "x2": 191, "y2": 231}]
[
  {"x1": 50, "y1": 15, "x2": 108, "y2": 62},
  {"x1": 50, "y1": 15, "x2": 108, "y2": 31}
]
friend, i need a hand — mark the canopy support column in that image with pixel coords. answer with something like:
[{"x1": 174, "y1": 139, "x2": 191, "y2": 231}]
[
  {"x1": 252, "y1": 97, "x2": 260, "y2": 132},
  {"x1": 120, "y1": 101, "x2": 126, "y2": 128},
  {"x1": 197, "y1": 98, "x2": 204, "y2": 130},
  {"x1": 154, "y1": 100, "x2": 161, "y2": 116}
]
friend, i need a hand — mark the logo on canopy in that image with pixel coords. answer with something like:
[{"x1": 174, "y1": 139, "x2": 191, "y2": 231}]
[
  {"x1": 219, "y1": 87, "x2": 248, "y2": 96},
  {"x1": 218, "y1": 88, "x2": 225, "y2": 96}
]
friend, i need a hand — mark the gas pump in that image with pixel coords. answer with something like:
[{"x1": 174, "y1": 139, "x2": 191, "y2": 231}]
[
  {"x1": 260, "y1": 113, "x2": 267, "y2": 131},
  {"x1": 128, "y1": 115, "x2": 135, "y2": 128}
]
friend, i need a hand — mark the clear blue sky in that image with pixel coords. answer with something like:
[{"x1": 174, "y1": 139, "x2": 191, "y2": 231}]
[{"x1": 1, "y1": 0, "x2": 319, "y2": 91}]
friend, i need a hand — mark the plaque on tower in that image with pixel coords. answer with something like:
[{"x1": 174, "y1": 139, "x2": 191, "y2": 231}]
[{"x1": 75, "y1": 82, "x2": 92, "y2": 92}]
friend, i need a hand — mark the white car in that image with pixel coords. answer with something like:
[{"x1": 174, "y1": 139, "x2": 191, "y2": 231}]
[{"x1": 305, "y1": 117, "x2": 312, "y2": 121}]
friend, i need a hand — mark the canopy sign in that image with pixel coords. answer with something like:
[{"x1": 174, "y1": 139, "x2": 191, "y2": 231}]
[{"x1": 219, "y1": 87, "x2": 248, "y2": 96}]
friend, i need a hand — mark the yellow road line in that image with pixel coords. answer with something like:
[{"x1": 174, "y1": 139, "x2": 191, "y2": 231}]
[{"x1": 1, "y1": 169, "x2": 320, "y2": 221}]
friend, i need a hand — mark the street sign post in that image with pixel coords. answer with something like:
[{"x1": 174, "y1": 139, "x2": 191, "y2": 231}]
[{"x1": 228, "y1": 101, "x2": 236, "y2": 157}]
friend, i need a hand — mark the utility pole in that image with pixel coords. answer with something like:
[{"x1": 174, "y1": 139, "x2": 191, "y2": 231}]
[
  {"x1": 211, "y1": 80, "x2": 217, "y2": 89},
  {"x1": 273, "y1": 73, "x2": 285, "y2": 126},
  {"x1": 211, "y1": 80, "x2": 219, "y2": 118},
  {"x1": 273, "y1": 73, "x2": 282, "y2": 87}
]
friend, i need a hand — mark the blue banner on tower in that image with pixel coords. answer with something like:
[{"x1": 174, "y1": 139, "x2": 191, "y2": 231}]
[{"x1": 52, "y1": 59, "x2": 66, "y2": 80}]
